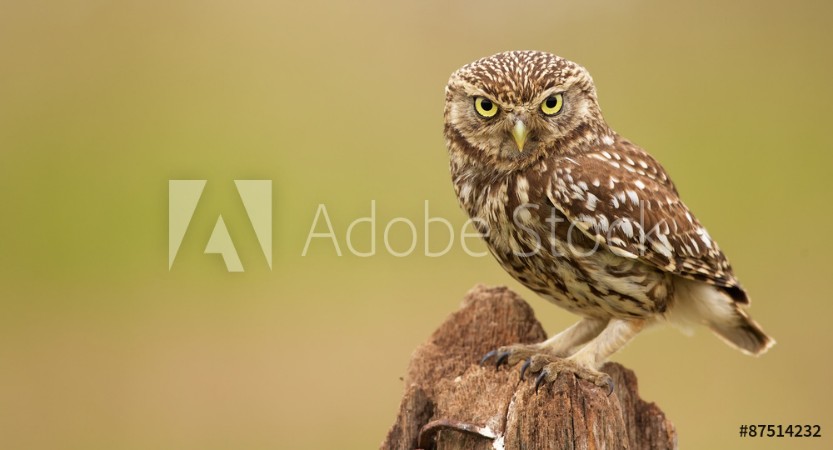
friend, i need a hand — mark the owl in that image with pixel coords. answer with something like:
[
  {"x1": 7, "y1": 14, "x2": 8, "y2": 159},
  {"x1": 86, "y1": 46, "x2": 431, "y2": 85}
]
[{"x1": 444, "y1": 51, "x2": 774, "y2": 393}]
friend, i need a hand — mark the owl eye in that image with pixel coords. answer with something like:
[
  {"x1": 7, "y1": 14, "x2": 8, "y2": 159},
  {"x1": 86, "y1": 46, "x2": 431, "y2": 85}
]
[
  {"x1": 541, "y1": 94, "x2": 564, "y2": 116},
  {"x1": 474, "y1": 96, "x2": 498, "y2": 118}
]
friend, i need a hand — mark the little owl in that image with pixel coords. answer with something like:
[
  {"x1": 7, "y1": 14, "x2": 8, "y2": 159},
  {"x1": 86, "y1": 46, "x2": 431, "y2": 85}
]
[{"x1": 444, "y1": 50, "x2": 774, "y2": 393}]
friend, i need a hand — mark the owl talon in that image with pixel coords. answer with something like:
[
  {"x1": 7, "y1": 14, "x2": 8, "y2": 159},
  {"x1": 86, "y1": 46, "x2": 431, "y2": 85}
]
[
  {"x1": 478, "y1": 344, "x2": 543, "y2": 369},
  {"x1": 534, "y1": 371, "x2": 548, "y2": 392},
  {"x1": 522, "y1": 357, "x2": 613, "y2": 396},
  {"x1": 519, "y1": 358, "x2": 532, "y2": 380},
  {"x1": 479, "y1": 350, "x2": 498, "y2": 366},
  {"x1": 605, "y1": 377, "x2": 615, "y2": 397},
  {"x1": 494, "y1": 352, "x2": 510, "y2": 367}
]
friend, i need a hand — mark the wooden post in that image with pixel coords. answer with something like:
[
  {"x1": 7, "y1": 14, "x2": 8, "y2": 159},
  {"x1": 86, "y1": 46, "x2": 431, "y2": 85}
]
[{"x1": 381, "y1": 285, "x2": 677, "y2": 450}]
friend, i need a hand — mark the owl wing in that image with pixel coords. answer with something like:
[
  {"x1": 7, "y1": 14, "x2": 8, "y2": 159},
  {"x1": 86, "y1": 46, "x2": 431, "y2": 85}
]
[{"x1": 547, "y1": 138, "x2": 748, "y2": 303}]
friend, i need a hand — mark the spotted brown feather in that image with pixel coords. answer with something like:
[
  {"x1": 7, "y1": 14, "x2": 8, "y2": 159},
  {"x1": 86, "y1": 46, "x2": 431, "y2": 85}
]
[{"x1": 548, "y1": 135, "x2": 747, "y2": 303}]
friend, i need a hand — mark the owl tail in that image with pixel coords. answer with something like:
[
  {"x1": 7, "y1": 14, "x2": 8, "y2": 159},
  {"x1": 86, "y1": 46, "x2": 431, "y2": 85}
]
[
  {"x1": 708, "y1": 307, "x2": 775, "y2": 356},
  {"x1": 670, "y1": 278, "x2": 775, "y2": 356}
]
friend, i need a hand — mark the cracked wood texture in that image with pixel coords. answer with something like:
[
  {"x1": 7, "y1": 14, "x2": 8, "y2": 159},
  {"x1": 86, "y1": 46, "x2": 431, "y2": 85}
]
[{"x1": 381, "y1": 285, "x2": 677, "y2": 450}]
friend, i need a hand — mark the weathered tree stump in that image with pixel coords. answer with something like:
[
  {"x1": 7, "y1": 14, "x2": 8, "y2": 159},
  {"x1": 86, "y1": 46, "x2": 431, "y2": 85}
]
[{"x1": 381, "y1": 285, "x2": 677, "y2": 450}]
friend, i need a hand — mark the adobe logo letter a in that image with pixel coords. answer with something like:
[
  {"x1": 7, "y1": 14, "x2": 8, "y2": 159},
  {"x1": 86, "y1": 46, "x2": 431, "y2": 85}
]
[{"x1": 168, "y1": 180, "x2": 272, "y2": 272}]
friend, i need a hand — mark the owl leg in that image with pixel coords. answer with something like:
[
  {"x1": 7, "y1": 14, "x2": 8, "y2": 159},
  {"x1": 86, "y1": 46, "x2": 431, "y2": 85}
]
[
  {"x1": 539, "y1": 317, "x2": 610, "y2": 356},
  {"x1": 480, "y1": 317, "x2": 608, "y2": 367},
  {"x1": 522, "y1": 319, "x2": 646, "y2": 395}
]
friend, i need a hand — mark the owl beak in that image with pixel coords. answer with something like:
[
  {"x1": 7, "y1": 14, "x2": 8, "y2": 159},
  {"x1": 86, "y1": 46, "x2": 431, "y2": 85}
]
[{"x1": 512, "y1": 120, "x2": 529, "y2": 152}]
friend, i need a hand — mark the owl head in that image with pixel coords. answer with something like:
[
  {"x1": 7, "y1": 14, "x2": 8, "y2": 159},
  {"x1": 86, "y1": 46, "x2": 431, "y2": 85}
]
[{"x1": 445, "y1": 51, "x2": 606, "y2": 172}]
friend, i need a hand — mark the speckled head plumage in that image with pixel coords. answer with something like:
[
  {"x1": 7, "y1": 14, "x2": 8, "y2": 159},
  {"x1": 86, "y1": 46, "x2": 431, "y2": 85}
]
[
  {"x1": 445, "y1": 51, "x2": 606, "y2": 172},
  {"x1": 443, "y1": 50, "x2": 773, "y2": 392}
]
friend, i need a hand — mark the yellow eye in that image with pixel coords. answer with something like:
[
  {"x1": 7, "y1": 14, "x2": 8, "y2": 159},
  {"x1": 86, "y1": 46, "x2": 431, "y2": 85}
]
[
  {"x1": 541, "y1": 93, "x2": 563, "y2": 116},
  {"x1": 474, "y1": 96, "x2": 498, "y2": 118}
]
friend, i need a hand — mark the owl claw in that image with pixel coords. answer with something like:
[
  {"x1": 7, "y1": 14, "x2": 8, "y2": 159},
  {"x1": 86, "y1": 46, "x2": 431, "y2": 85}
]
[
  {"x1": 480, "y1": 349, "x2": 518, "y2": 367},
  {"x1": 519, "y1": 358, "x2": 532, "y2": 380},
  {"x1": 479, "y1": 350, "x2": 498, "y2": 366},
  {"x1": 534, "y1": 371, "x2": 548, "y2": 392},
  {"x1": 520, "y1": 357, "x2": 614, "y2": 396},
  {"x1": 479, "y1": 344, "x2": 539, "y2": 368},
  {"x1": 494, "y1": 352, "x2": 510, "y2": 367},
  {"x1": 605, "y1": 377, "x2": 615, "y2": 397},
  {"x1": 480, "y1": 347, "x2": 613, "y2": 395}
]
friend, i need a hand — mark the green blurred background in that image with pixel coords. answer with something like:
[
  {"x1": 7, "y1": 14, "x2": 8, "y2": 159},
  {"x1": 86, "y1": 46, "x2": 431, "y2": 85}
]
[{"x1": 1, "y1": 0, "x2": 832, "y2": 448}]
